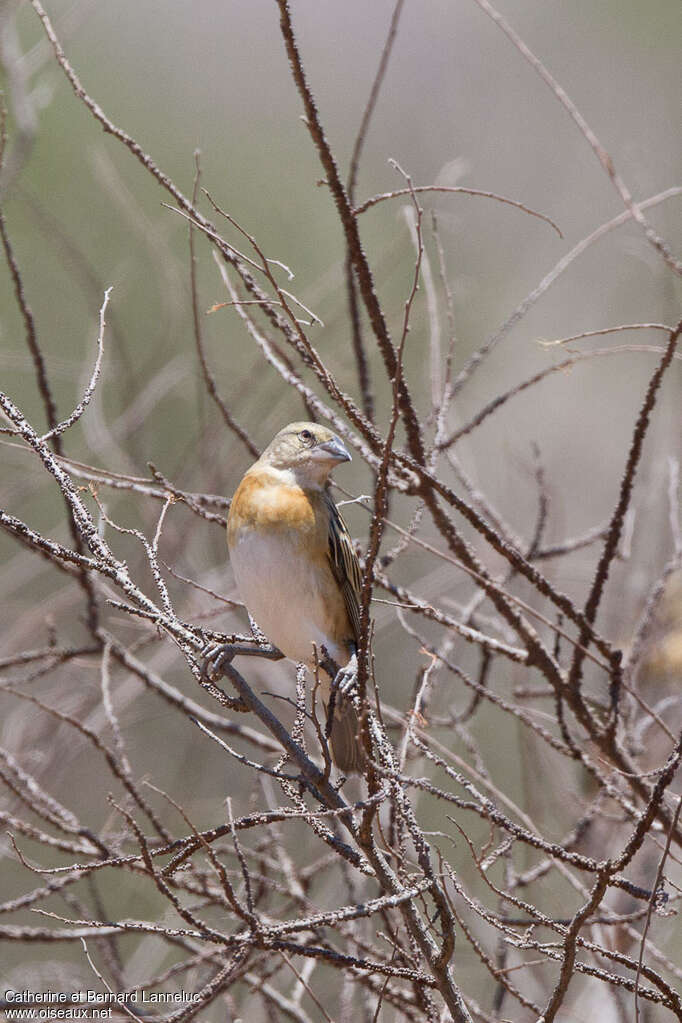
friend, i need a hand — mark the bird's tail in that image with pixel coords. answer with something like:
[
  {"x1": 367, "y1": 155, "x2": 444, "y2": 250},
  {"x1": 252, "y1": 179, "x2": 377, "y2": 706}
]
[{"x1": 329, "y1": 696, "x2": 364, "y2": 774}]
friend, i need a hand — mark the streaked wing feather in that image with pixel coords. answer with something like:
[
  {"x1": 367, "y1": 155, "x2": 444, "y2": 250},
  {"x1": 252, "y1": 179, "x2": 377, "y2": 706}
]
[{"x1": 324, "y1": 491, "x2": 362, "y2": 643}]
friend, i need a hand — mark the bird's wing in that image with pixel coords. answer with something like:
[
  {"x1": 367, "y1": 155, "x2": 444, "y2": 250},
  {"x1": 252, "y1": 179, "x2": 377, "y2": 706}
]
[{"x1": 324, "y1": 490, "x2": 363, "y2": 644}]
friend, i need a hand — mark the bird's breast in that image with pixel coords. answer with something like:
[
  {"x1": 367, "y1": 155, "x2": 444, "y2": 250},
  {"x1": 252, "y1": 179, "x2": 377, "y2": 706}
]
[{"x1": 226, "y1": 474, "x2": 351, "y2": 668}]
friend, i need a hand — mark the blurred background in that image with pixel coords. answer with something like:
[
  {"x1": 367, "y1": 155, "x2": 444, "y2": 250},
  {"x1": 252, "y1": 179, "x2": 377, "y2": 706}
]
[{"x1": 1, "y1": 0, "x2": 681, "y2": 1015}]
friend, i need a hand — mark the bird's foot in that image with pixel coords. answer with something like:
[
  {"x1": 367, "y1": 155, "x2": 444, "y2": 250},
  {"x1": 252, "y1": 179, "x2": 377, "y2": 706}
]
[
  {"x1": 200, "y1": 641, "x2": 236, "y2": 682},
  {"x1": 332, "y1": 652, "x2": 358, "y2": 700},
  {"x1": 200, "y1": 638, "x2": 284, "y2": 681}
]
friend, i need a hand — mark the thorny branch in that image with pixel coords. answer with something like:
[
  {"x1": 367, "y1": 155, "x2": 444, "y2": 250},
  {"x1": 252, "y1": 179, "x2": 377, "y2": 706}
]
[{"x1": 1, "y1": 2, "x2": 680, "y2": 1021}]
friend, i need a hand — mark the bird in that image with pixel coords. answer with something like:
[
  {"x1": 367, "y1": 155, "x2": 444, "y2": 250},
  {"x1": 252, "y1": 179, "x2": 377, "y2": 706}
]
[{"x1": 214, "y1": 421, "x2": 364, "y2": 772}]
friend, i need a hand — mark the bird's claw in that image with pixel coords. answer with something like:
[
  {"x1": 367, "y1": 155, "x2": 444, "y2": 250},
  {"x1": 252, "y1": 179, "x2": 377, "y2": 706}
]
[
  {"x1": 200, "y1": 641, "x2": 235, "y2": 682},
  {"x1": 200, "y1": 637, "x2": 285, "y2": 681},
  {"x1": 332, "y1": 653, "x2": 358, "y2": 700}
]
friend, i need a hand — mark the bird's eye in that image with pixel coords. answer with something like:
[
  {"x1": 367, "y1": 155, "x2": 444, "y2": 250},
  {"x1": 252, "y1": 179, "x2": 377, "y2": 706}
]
[{"x1": 299, "y1": 429, "x2": 314, "y2": 446}]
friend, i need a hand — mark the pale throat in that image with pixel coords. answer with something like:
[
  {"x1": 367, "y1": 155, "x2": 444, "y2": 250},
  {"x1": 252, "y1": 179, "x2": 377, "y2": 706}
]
[{"x1": 259, "y1": 462, "x2": 331, "y2": 491}]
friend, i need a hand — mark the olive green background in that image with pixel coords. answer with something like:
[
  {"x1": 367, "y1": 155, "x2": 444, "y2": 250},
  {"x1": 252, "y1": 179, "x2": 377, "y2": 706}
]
[{"x1": 1, "y1": 0, "x2": 681, "y2": 1015}]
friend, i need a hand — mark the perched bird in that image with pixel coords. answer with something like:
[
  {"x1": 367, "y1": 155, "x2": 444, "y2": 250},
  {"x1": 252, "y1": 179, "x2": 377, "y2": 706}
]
[{"x1": 222, "y1": 422, "x2": 364, "y2": 772}]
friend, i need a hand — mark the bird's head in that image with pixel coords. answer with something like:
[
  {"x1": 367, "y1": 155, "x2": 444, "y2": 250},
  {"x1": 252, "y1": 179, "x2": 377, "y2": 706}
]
[{"x1": 258, "y1": 422, "x2": 352, "y2": 487}]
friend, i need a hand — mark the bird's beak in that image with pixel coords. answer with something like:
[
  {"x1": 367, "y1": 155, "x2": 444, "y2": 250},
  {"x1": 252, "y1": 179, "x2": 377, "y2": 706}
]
[{"x1": 317, "y1": 437, "x2": 352, "y2": 463}]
